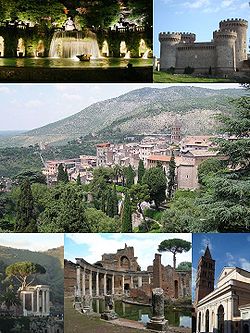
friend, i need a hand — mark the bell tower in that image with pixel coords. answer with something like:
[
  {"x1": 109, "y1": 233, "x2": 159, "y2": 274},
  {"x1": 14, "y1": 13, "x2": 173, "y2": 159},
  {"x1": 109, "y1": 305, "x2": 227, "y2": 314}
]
[{"x1": 195, "y1": 246, "x2": 215, "y2": 305}]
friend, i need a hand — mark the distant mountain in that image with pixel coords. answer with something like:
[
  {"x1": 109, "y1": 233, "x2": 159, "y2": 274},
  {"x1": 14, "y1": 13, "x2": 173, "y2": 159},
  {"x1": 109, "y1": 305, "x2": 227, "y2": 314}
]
[
  {"x1": 0, "y1": 245, "x2": 64, "y2": 306},
  {"x1": 0, "y1": 86, "x2": 245, "y2": 147}
]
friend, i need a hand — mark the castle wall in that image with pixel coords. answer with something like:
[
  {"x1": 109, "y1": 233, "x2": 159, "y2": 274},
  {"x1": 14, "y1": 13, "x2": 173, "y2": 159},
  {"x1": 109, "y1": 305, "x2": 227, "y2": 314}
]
[{"x1": 176, "y1": 43, "x2": 216, "y2": 73}]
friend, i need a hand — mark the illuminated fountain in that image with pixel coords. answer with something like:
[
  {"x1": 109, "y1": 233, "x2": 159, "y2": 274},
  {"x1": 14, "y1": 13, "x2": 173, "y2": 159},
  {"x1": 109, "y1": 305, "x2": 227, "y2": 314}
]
[
  {"x1": 102, "y1": 40, "x2": 109, "y2": 57},
  {"x1": 124, "y1": 51, "x2": 131, "y2": 59},
  {"x1": 120, "y1": 41, "x2": 128, "y2": 57},
  {"x1": 17, "y1": 38, "x2": 25, "y2": 57},
  {"x1": 139, "y1": 39, "x2": 150, "y2": 59},
  {"x1": 49, "y1": 18, "x2": 101, "y2": 59},
  {"x1": 0, "y1": 36, "x2": 4, "y2": 57}
]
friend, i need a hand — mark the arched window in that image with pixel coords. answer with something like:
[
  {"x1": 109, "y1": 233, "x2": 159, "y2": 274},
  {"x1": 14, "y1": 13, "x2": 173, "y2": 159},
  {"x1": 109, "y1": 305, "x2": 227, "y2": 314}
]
[{"x1": 120, "y1": 256, "x2": 130, "y2": 270}]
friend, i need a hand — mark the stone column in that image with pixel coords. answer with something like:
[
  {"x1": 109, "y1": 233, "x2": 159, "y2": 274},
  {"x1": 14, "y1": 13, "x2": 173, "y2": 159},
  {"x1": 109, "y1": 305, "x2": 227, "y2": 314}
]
[
  {"x1": 147, "y1": 288, "x2": 168, "y2": 331},
  {"x1": 31, "y1": 292, "x2": 34, "y2": 312},
  {"x1": 82, "y1": 268, "x2": 86, "y2": 296},
  {"x1": 148, "y1": 275, "x2": 151, "y2": 284},
  {"x1": 36, "y1": 288, "x2": 40, "y2": 313},
  {"x1": 122, "y1": 275, "x2": 125, "y2": 294},
  {"x1": 153, "y1": 254, "x2": 162, "y2": 288},
  {"x1": 101, "y1": 295, "x2": 118, "y2": 320},
  {"x1": 42, "y1": 290, "x2": 46, "y2": 314},
  {"x1": 89, "y1": 270, "x2": 93, "y2": 296},
  {"x1": 22, "y1": 293, "x2": 26, "y2": 312},
  {"x1": 76, "y1": 266, "x2": 81, "y2": 297},
  {"x1": 130, "y1": 275, "x2": 134, "y2": 288},
  {"x1": 104, "y1": 273, "x2": 107, "y2": 295},
  {"x1": 112, "y1": 274, "x2": 115, "y2": 295},
  {"x1": 96, "y1": 271, "x2": 99, "y2": 297},
  {"x1": 138, "y1": 276, "x2": 142, "y2": 288},
  {"x1": 46, "y1": 290, "x2": 50, "y2": 314}
]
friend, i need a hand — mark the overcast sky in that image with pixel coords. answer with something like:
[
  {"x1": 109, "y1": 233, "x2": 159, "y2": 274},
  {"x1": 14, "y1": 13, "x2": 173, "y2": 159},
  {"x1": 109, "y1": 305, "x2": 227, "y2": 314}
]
[
  {"x1": 65, "y1": 233, "x2": 192, "y2": 271},
  {"x1": 154, "y1": 0, "x2": 249, "y2": 57},
  {"x1": 0, "y1": 233, "x2": 64, "y2": 252},
  {"x1": 0, "y1": 83, "x2": 241, "y2": 131}
]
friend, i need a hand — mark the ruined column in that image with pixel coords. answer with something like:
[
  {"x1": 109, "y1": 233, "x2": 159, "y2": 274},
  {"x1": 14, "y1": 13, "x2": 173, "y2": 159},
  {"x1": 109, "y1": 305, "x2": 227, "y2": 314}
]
[
  {"x1": 89, "y1": 270, "x2": 93, "y2": 296},
  {"x1": 22, "y1": 293, "x2": 26, "y2": 313},
  {"x1": 76, "y1": 265, "x2": 81, "y2": 297},
  {"x1": 31, "y1": 292, "x2": 34, "y2": 312},
  {"x1": 147, "y1": 288, "x2": 168, "y2": 331},
  {"x1": 153, "y1": 254, "x2": 162, "y2": 288},
  {"x1": 112, "y1": 274, "x2": 115, "y2": 295},
  {"x1": 101, "y1": 295, "x2": 118, "y2": 320},
  {"x1": 82, "y1": 294, "x2": 93, "y2": 313},
  {"x1": 82, "y1": 268, "x2": 86, "y2": 296},
  {"x1": 138, "y1": 276, "x2": 143, "y2": 288},
  {"x1": 122, "y1": 275, "x2": 125, "y2": 294},
  {"x1": 148, "y1": 275, "x2": 151, "y2": 284},
  {"x1": 96, "y1": 271, "x2": 99, "y2": 296},
  {"x1": 104, "y1": 273, "x2": 107, "y2": 295},
  {"x1": 130, "y1": 275, "x2": 134, "y2": 288}
]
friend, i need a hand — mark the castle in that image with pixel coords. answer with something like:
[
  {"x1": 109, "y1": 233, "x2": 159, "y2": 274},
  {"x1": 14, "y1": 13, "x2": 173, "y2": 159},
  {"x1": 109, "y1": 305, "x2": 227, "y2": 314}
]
[{"x1": 159, "y1": 18, "x2": 248, "y2": 75}]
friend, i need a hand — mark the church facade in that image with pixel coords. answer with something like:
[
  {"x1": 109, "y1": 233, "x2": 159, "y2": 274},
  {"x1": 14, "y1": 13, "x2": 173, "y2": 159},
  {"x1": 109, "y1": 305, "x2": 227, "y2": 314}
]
[{"x1": 195, "y1": 247, "x2": 250, "y2": 333}]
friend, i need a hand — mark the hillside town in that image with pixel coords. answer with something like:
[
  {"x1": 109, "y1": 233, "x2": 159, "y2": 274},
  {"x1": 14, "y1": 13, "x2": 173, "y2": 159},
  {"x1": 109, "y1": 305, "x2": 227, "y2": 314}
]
[{"x1": 42, "y1": 120, "x2": 222, "y2": 190}]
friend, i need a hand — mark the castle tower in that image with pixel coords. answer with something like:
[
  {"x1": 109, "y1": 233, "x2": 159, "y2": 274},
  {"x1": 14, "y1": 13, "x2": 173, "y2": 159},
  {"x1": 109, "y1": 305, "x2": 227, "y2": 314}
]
[
  {"x1": 180, "y1": 32, "x2": 196, "y2": 44},
  {"x1": 171, "y1": 118, "x2": 181, "y2": 143},
  {"x1": 219, "y1": 18, "x2": 248, "y2": 68},
  {"x1": 159, "y1": 32, "x2": 181, "y2": 70},
  {"x1": 195, "y1": 246, "x2": 215, "y2": 305},
  {"x1": 214, "y1": 29, "x2": 237, "y2": 73}
]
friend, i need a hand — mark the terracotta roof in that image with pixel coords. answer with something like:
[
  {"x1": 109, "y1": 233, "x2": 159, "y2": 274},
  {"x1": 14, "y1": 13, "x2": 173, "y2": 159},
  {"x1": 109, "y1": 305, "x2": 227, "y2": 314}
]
[{"x1": 147, "y1": 155, "x2": 171, "y2": 162}]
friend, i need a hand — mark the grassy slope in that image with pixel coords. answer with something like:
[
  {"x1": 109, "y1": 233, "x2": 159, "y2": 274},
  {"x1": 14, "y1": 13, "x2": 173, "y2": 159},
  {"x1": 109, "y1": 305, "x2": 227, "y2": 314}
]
[{"x1": 153, "y1": 71, "x2": 235, "y2": 83}]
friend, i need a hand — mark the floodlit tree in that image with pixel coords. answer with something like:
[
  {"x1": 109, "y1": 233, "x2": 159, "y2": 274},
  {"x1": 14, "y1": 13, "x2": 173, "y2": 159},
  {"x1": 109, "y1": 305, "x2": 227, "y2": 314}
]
[
  {"x1": 158, "y1": 238, "x2": 191, "y2": 269},
  {"x1": 5, "y1": 262, "x2": 46, "y2": 290}
]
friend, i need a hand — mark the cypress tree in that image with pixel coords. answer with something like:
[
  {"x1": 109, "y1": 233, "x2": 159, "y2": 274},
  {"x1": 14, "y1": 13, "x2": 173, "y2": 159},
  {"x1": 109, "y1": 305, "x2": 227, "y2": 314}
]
[
  {"x1": 57, "y1": 163, "x2": 69, "y2": 183},
  {"x1": 167, "y1": 152, "x2": 176, "y2": 199},
  {"x1": 106, "y1": 188, "x2": 114, "y2": 217},
  {"x1": 121, "y1": 192, "x2": 132, "y2": 232},
  {"x1": 125, "y1": 165, "x2": 135, "y2": 188},
  {"x1": 112, "y1": 185, "x2": 118, "y2": 216},
  {"x1": 15, "y1": 179, "x2": 37, "y2": 232},
  {"x1": 137, "y1": 159, "x2": 145, "y2": 184},
  {"x1": 76, "y1": 173, "x2": 81, "y2": 185}
]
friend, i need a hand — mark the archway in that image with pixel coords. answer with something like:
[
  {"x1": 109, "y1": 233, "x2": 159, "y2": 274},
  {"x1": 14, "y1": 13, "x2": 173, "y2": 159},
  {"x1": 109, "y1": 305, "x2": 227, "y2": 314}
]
[
  {"x1": 205, "y1": 309, "x2": 209, "y2": 332},
  {"x1": 217, "y1": 305, "x2": 224, "y2": 333},
  {"x1": 198, "y1": 312, "x2": 201, "y2": 332},
  {"x1": 174, "y1": 280, "x2": 178, "y2": 298},
  {"x1": 243, "y1": 323, "x2": 249, "y2": 333},
  {"x1": 120, "y1": 256, "x2": 130, "y2": 270}
]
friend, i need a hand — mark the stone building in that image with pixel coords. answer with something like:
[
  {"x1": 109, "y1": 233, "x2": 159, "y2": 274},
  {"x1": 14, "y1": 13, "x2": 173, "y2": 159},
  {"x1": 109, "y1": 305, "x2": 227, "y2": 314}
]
[
  {"x1": 159, "y1": 18, "x2": 248, "y2": 75},
  {"x1": 195, "y1": 247, "x2": 250, "y2": 333},
  {"x1": 65, "y1": 245, "x2": 191, "y2": 302}
]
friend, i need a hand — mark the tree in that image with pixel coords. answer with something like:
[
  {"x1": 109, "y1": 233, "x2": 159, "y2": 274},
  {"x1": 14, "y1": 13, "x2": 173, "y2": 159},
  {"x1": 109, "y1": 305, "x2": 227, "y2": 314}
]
[
  {"x1": 177, "y1": 261, "x2": 192, "y2": 271},
  {"x1": 198, "y1": 158, "x2": 225, "y2": 186},
  {"x1": 125, "y1": 165, "x2": 135, "y2": 188},
  {"x1": 76, "y1": 173, "x2": 81, "y2": 185},
  {"x1": 129, "y1": 183, "x2": 149, "y2": 217},
  {"x1": 121, "y1": 192, "x2": 132, "y2": 232},
  {"x1": 167, "y1": 152, "x2": 176, "y2": 199},
  {"x1": 142, "y1": 166, "x2": 166, "y2": 208},
  {"x1": 15, "y1": 179, "x2": 37, "y2": 232},
  {"x1": 5, "y1": 262, "x2": 46, "y2": 290},
  {"x1": 57, "y1": 164, "x2": 69, "y2": 183},
  {"x1": 158, "y1": 238, "x2": 191, "y2": 269},
  {"x1": 137, "y1": 159, "x2": 145, "y2": 184},
  {"x1": 0, "y1": 287, "x2": 21, "y2": 310}
]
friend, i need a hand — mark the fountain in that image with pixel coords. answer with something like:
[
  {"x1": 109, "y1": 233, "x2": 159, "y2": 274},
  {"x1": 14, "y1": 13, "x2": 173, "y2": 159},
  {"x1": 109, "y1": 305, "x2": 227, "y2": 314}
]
[
  {"x1": 49, "y1": 18, "x2": 101, "y2": 59},
  {"x1": 120, "y1": 41, "x2": 127, "y2": 57},
  {"x1": 0, "y1": 36, "x2": 4, "y2": 57},
  {"x1": 102, "y1": 40, "x2": 109, "y2": 57},
  {"x1": 139, "y1": 39, "x2": 150, "y2": 58},
  {"x1": 17, "y1": 38, "x2": 25, "y2": 57},
  {"x1": 124, "y1": 51, "x2": 130, "y2": 59}
]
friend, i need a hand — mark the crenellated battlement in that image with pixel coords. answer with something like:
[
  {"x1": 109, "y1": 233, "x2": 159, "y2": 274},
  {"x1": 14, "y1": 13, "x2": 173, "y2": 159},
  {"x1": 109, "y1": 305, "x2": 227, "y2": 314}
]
[
  {"x1": 219, "y1": 18, "x2": 248, "y2": 27},
  {"x1": 159, "y1": 32, "x2": 181, "y2": 42},
  {"x1": 213, "y1": 29, "x2": 237, "y2": 39}
]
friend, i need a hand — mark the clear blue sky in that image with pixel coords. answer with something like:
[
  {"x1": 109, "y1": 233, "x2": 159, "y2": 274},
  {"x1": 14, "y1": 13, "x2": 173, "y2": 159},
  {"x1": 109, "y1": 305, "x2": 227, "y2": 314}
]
[
  {"x1": 65, "y1": 233, "x2": 192, "y2": 271},
  {"x1": 154, "y1": 0, "x2": 250, "y2": 57},
  {"x1": 192, "y1": 233, "x2": 250, "y2": 298},
  {"x1": 0, "y1": 83, "x2": 241, "y2": 131}
]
